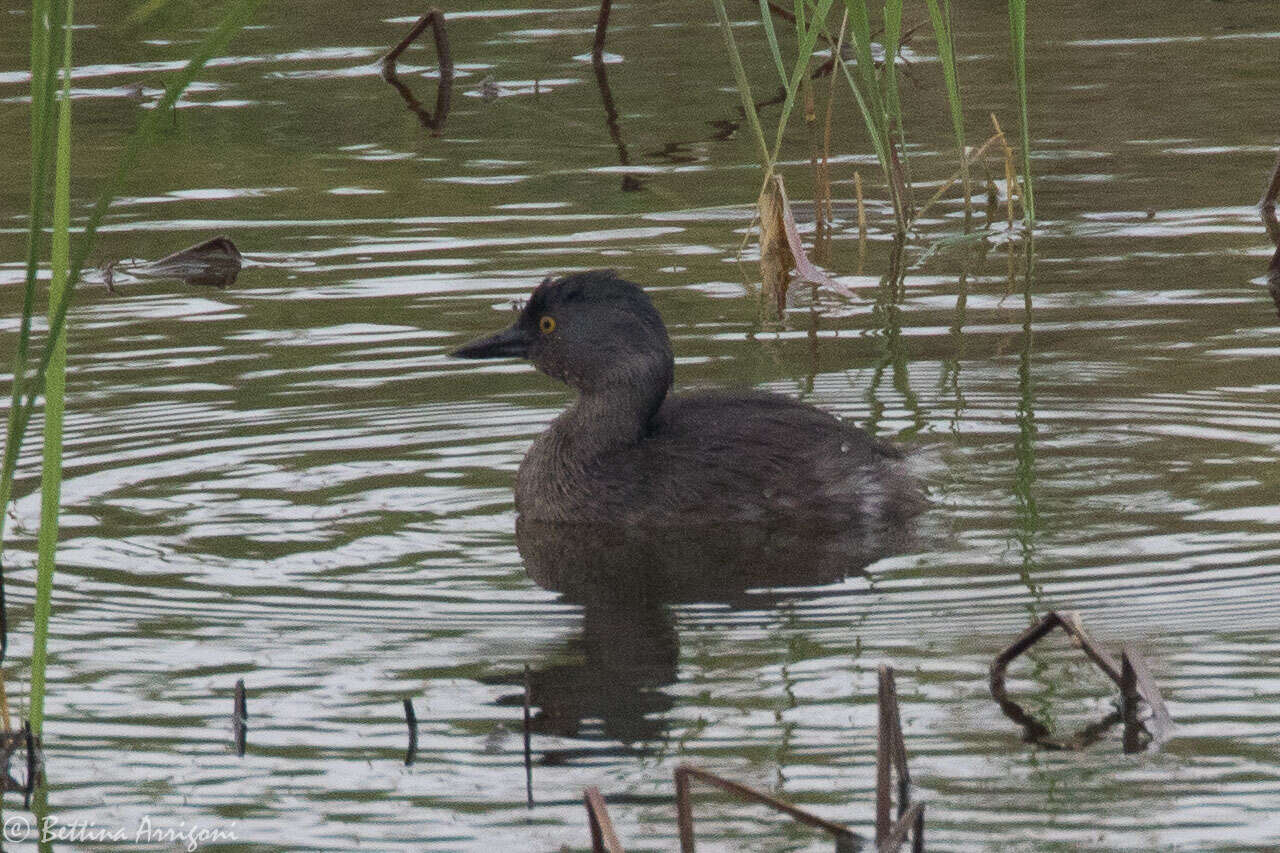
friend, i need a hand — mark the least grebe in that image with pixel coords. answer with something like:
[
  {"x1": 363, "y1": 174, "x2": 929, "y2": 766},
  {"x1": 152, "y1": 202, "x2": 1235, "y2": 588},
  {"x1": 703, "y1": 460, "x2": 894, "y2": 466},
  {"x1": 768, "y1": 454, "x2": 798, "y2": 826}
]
[{"x1": 452, "y1": 271, "x2": 925, "y2": 527}]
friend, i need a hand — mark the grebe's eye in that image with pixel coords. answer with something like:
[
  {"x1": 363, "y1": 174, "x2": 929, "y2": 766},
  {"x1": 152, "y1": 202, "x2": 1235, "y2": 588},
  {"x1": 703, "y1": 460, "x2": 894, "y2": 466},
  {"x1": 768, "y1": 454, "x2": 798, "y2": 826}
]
[{"x1": 539, "y1": 315, "x2": 556, "y2": 334}]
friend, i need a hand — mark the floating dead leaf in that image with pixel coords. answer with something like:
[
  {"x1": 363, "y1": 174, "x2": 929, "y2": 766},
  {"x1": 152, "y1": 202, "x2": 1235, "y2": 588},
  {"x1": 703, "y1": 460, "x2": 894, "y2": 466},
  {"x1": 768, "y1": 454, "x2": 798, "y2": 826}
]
[
  {"x1": 757, "y1": 175, "x2": 855, "y2": 316},
  {"x1": 104, "y1": 236, "x2": 242, "y2": 292}
]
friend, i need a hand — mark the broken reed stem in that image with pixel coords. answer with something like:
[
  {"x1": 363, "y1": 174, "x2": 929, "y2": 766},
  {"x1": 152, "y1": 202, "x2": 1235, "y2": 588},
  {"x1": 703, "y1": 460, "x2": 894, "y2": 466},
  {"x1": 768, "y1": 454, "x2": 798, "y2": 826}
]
[
  {"x1": 1120, "y1": 651, "x2": 1142, "y2": 754},
  {"x1": 403, "y1": 698, "x2": 418, "y2": 767},
  {"x1": 381, "y1": 8, "x2": 449, "y2": 71},
  {"x1": 592, "y1": 0, "x2": 612, "y2": 62},
  {"x1": 674, "y1": 761, "x2": 694, "y2": 851},
  {"x1": 878, "y1": 802, "x2": 924, "y2": 853},
  {"x1": 912, "y1": 131, "x2": 1004, "y2": 224},
  {"x1": 990, "y1": 114, "x2": 1018, "y2": 233},
  {"x1": 583, "y1": 786, "x2": 624, "y2": 853},
  {"x1": 875, "y1": 665, "x2": 913, "y2": 849},
  {"x1": 989, "y1": 612, "x2": 1173, "y2": 750},
  {"x1": 875, "y1": 670, "x2": 893, "y2": 844},
  {"x1": 674, "y1": 764, "x2": 858, "y2": 849},
  {"x1": 1120, "y1": 646, "x2": 1173, "y2": 748},
  {"x1": 380, "y1": 8, "x2": 454, "y2": 135},
  {"x1": 523, "y1": 663, "x2": 533, "y2": 809}
]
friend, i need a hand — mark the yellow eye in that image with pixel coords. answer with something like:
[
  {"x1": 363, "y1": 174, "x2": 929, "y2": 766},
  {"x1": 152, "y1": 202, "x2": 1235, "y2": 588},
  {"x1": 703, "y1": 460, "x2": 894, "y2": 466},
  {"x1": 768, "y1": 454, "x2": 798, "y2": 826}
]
[{"x1": 539, "y1": 315, "x2": 556, "y2": 334}]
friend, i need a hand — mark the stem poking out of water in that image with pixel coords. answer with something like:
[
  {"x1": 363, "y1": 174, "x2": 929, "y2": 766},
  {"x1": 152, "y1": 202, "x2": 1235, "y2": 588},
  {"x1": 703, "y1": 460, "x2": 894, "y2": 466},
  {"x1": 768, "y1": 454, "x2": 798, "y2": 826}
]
[
  {"x1": 592, "y1": 0, "x2": 613, "y2": 62},
  {"x1": 381, "y1": 8, "x2": 453, "y2": 136},
  {"x1": 402, "y1": 698, "x2": 419, "y2": 766},
  {"x1": 523, "y1": 663, "x2": 533, "y2": 809},
  {"x1": 233, "y1": 679, "x2": 248, "y2": 757}
]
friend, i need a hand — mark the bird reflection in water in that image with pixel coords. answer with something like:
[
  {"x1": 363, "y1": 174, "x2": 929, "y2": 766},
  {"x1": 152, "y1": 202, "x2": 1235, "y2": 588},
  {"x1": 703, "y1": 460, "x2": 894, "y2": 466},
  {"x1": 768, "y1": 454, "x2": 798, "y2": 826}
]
[{"x1": 489, "y1": 517, "x2": 915, "y2": 751}]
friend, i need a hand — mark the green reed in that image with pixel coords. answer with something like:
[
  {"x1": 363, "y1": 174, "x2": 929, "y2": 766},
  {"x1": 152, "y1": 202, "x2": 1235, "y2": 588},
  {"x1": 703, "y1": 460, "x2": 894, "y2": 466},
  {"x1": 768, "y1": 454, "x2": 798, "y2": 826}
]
[
  {"x1": 921, "y1": 0, "x2": 969, "y2": 226},
  {"x1": 1008, "y1": 0, "x2": 1034, "y2": 228},
  {"x1": 712, "y1": 0, "x2": 835, "y2": 191},
  {"x1": 5, "y1": 0, "x2": 264, "y2": 740},
  {"x1": 838, "y1": 0, "x2": 908, "y2": 232},
  {"x1": 710, "y1": 1, "x2": 1036, "y2": 241}
]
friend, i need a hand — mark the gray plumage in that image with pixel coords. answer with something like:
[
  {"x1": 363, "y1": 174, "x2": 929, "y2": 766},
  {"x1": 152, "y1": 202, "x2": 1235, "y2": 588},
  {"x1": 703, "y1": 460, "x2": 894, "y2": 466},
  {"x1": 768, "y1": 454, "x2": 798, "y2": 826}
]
[{"x1": 453, "y1": 270, "x2": 925, "y2": 528}]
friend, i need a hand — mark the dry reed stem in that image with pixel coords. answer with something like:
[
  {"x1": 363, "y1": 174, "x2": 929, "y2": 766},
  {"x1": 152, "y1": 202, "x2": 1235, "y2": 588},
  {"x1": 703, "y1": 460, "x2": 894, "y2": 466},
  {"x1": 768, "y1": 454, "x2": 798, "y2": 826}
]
[
  {"x1": 990, "y1": 611, "x2": 1171, "y2": 750},
  {"x1": 523, "y1": 663, "x2": 533, "y2": 808},
  {"x1": 990, "y1": 114, "x2": 1018, "y2": 233},
  {"x1": 583, "y1": 786, "x2": 624, "y2": 852},
  {"x1": 913, "y1": 131, "x2": 1003, "y2": 223},
  {"x1": 381, "y1": 9, "x2": 453, "y2": 136},
  {"x1": 1120, "y1": 646, "x2": 1172, "y2": 751},
  {"x1": 878, "y1": 802, "x2": 924, "y2": 853},
  {"x1": 592, "y1": 0, "x2": 612, "y2": 62},
  {"x1": 673, "y1": 764, "x2": 859, "y2": 851}
]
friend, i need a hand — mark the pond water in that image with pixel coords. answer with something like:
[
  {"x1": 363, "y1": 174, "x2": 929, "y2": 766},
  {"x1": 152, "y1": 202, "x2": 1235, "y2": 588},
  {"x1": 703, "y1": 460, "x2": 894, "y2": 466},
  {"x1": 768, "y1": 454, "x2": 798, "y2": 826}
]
[{"x1": 1, "y1": 1, "x2": 1278, "y2": 850}]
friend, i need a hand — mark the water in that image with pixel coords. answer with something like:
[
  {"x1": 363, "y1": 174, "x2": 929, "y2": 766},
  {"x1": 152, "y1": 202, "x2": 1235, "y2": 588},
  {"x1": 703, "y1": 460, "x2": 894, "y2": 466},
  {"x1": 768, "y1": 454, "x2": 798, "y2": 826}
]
[{"x1": 1, "y1": 2, "x2": 1278, "y2": 850}]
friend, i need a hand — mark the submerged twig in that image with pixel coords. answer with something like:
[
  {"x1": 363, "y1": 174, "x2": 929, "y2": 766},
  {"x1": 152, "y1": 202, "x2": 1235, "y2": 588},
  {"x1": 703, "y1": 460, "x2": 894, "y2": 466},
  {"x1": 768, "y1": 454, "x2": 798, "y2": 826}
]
[
  {"x1": 855, "y1": 170, "x2": 867, "y2": 272},
  {"x1": 591, "y1": 55, "x2": 643, "y2": 191}
]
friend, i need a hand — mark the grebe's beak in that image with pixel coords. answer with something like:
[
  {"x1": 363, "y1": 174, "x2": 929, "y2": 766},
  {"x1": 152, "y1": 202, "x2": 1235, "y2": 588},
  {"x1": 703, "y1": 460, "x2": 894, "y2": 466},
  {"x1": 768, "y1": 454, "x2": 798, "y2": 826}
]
[{"x1": 450, "y1": 322, "x2": 530, "y2": 360}]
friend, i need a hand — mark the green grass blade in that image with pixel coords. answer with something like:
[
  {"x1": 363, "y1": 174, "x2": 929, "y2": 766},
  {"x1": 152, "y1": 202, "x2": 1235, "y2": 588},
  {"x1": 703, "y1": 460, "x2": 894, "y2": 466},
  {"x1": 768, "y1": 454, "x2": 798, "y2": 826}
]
[
  {"x1": 923, "y1": 0, "x2": 964, "y2": 152},
  {"x1": 841, "y1": 0, "x2": 886, "y2": 140},
  {"x1": 881, "y1": 0, "x2": 903, "y2": 130},
  {"x1": 0, "y1": 0, "x2": 66, "y2": 547},
  {"x1": 29, "y1": 0, "x2": 75, "y2": 739},
  {"x1": 757, "y1": 0, "x2": 789, "y2": 86},
  {"x1": 1008, "y1": 0, "x2": 1035, "y2": 226},
  {"x1": 766, "y1": 0, "x2": 834, "y2": 167},
  {"x1": 881, "y1": 0, "x2": 910, "y2": 209},
  {"x1": 711, "y1": 0, "x2": 771, "y2": 166}
]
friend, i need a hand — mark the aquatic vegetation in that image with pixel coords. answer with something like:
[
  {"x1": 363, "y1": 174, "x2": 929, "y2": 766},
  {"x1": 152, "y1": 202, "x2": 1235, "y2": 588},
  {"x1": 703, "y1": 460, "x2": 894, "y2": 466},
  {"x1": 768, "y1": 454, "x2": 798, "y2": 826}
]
[
  {"x1": 1008, "y1": 0, "x2": 1034, "y2": 228},
  {"x1": 2, "y1": 0, "x2": 262, "y2": 766},
  {"x1": 709, "y1": 0, "x2": 1036, "y2": 288}
]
